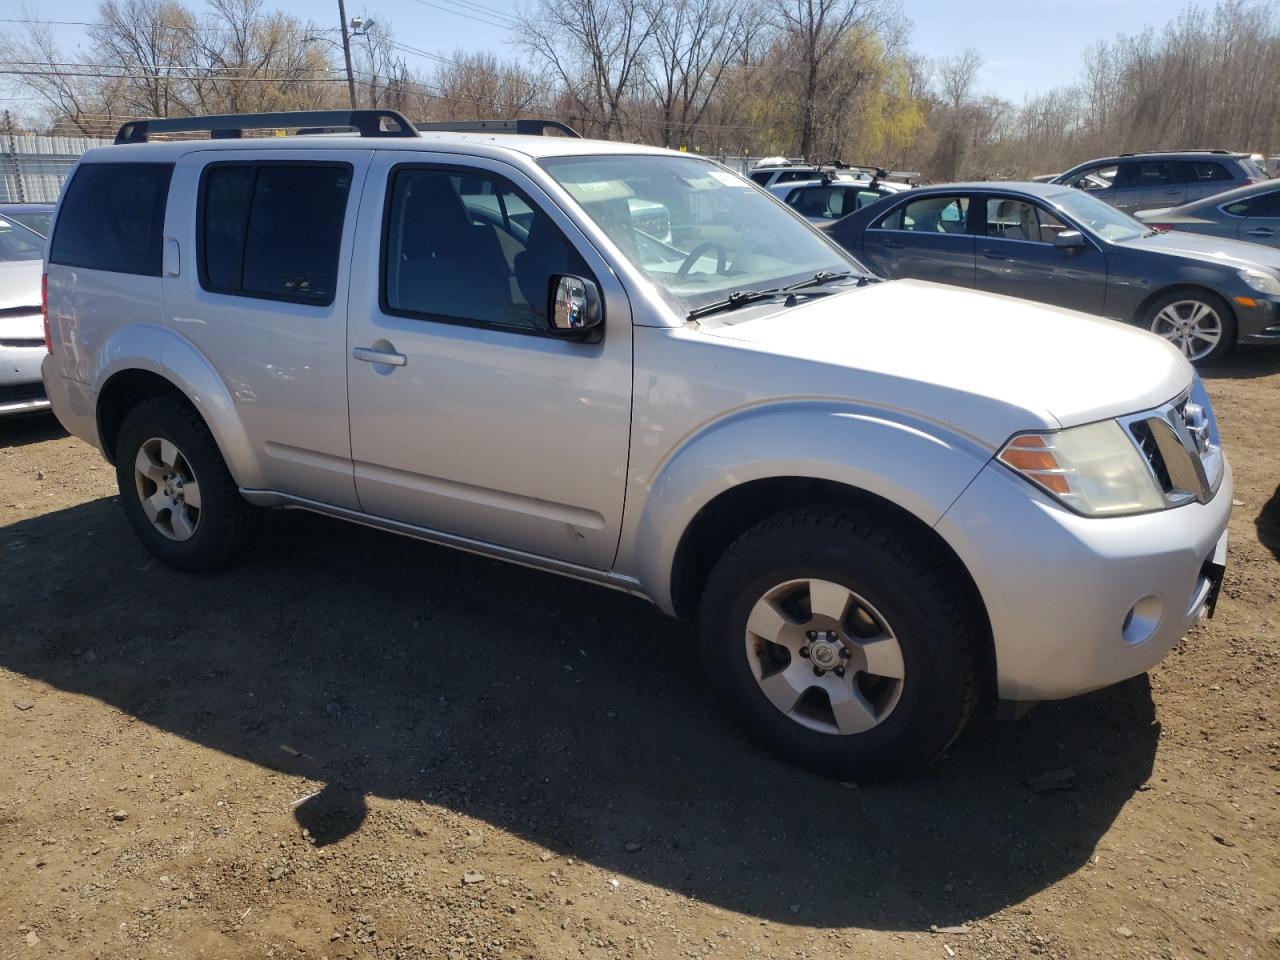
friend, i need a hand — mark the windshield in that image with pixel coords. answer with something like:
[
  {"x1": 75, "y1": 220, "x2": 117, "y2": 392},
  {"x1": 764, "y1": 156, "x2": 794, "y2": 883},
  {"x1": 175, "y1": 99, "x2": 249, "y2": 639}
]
[
  {"x1": 1046, "y1": 189, "x2": 1146, "y2": 242},
  {"x1": 0, "y1": 217, "x2": 45, "y2": 261},
  {"x1": 540, "y1": 154, "x2": 856, "y2": 314}
]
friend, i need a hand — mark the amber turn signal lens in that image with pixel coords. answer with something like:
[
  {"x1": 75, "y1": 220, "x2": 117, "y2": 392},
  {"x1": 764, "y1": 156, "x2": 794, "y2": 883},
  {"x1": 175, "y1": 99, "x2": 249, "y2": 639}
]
[{"x1": 997, "y1": 435, "x2": 1071, "y2": 495}]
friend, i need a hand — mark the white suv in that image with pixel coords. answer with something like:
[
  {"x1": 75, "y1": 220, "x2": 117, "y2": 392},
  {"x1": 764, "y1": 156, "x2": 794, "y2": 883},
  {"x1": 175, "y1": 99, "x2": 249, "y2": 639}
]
[{"x1": 41, "y1": 111, "x2": 1231, "y2": 778}]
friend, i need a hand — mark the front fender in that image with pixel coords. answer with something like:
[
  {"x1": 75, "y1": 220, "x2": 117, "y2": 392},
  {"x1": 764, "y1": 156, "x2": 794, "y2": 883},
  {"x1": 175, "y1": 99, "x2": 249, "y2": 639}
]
[
  {"x1": 94, "y1": 324, "x2": 266, "y2": 489},
  {"x1": 617, "y1": 401, "x2": 994, "y2": 614}
]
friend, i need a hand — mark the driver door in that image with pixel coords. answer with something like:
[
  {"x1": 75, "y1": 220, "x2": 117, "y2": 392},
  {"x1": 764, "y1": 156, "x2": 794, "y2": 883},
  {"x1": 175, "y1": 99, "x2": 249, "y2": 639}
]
[{"x1": 345, "y1": 152, "x2": 633, "y2": 570}]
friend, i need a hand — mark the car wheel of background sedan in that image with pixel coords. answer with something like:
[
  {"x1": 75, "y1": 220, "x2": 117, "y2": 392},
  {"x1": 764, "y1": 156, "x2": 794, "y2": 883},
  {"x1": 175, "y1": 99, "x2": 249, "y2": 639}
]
[
  {"x1": 698, "y1": 508, "x2": 979, "y2": 780},
  {"x1": 115, "y1": 397, "x2": 259, "y2": 572},
  {"x1": 1141, "y1": 289, "x2": 1236, "y2": 364}
]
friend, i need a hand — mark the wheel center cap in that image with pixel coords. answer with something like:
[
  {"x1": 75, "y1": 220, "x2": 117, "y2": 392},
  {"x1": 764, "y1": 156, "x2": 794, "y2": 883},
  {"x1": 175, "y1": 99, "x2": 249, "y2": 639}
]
[{"x1": 808, "y1": 640, "x2": 839, "y2": 669}]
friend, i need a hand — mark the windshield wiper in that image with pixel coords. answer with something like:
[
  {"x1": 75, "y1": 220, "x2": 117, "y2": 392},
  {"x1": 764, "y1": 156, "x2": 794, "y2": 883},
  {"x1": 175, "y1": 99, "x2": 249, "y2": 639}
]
[{"x1": 686, "y1": 272, "x2": 865, "y2": 322}]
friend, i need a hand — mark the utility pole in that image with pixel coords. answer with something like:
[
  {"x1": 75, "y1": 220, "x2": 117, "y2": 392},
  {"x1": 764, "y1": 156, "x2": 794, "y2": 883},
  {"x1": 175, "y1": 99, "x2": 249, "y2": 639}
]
[{"x1": 336, "y1": 0, "x2": 358, "y2": 110}]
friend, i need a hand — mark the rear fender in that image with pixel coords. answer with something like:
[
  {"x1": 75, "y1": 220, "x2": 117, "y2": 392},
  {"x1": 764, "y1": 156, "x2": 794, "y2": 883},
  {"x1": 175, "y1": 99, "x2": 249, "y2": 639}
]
[{"x1": 94, "y1": 324, "x2": 265, "y2": 488}]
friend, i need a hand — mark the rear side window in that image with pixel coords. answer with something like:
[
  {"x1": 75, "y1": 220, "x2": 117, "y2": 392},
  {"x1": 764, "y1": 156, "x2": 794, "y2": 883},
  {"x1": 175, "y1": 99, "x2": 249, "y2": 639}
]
[
  {"x1": 1179, "y1": 161, "x2": 1232, "y2": 182},
  {"x1": 875, "y1": 195, "x2": 969, "y2": 233},
  {"x1": 49, "y1": 163, "x2": 172, "y2": 276},
  {"x1": 1223, "y1": 190, "x2": 1280, "y2": 218},
  {"x1": 198, "y1": 162, "x2": 351, "y2": 305}
]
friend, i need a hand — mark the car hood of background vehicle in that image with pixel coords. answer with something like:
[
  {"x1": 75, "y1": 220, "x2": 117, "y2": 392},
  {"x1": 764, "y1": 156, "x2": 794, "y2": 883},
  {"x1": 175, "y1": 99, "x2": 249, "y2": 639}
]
[
  {"x1": 1124, "y1": 230, "x2": 1280, "y2": 271},
  {"x1": 0, "y1": 260, "x2": 43, "y2": 339},
  {"x1": 702, "y1": 279, "x2": 1190, "y2": 448}
]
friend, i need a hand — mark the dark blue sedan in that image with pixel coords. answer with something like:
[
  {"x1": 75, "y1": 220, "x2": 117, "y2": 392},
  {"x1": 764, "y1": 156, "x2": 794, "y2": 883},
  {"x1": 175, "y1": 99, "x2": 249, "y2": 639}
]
[{"x1": 823, "y1": 181, "x2": 1280, "y2": 363}]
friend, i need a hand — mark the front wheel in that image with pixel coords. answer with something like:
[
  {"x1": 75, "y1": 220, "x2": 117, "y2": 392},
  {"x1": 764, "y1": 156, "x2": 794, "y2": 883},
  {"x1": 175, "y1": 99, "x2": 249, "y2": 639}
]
[
  {"x1": 1140, "y1": 289, "x2": 1236, "y2": 364},
  {"x1": 699, "y1": 509, "x2": 979, "y2": 779}
]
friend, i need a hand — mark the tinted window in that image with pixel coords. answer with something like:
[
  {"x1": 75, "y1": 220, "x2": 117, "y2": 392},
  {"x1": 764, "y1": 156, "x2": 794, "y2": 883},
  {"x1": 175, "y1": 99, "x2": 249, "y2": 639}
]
[
  {"x1": 749, "y1": 171, "x2": 772, "y2": 185},
  {"x1": 384, "y1": 167, "x2": 588, "y2": 331},
  {"x1": 985, "y1": 197, "x2": 1067, "y2": 244},
  {"x1": 49, "y1": 163, "x2": 172, "y2": 275},
  {"x1": 0, "y1": 218, "x2": 45, "y2": 261},
  {"x1": 1183, "y1": 161, "x2": 1232, "y2": 182},
  {"x1": 1120, "y1": 161, "x2": 1176, "y2": 187},
  {"x1": 876, "y1": 195, "x2": 969, "y2": 233},
  {"x1": 198, "y1": 162, "x2": 351, "y2": 304},
  {"x1": 6, "y1": 210, "x2": 51, "y2": 236},
  {"x1": 1223, "y1": 189, "x2": 1280, "y2": 218}
]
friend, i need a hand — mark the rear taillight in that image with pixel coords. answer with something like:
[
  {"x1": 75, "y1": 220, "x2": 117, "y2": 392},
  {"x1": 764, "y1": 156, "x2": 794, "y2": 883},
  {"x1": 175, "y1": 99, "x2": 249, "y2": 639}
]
[
  {"x1": 1150, "y1": 223, "x2": 1174, "y2": 232},
  {"x1": 41, "y1": 272, "x2": 50, "y2": 352}
]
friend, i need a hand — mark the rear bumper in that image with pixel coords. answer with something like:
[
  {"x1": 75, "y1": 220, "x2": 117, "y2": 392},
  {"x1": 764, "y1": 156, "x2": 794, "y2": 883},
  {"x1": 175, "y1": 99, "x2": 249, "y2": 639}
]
[
  {"x1": 0, "y1": 343, "x2": 51, "y2": 416},
  {"x1": 938, "y1": 459, "x2": 1233, "y2": 702},
  {"x1": 40, "y1": 357, "x2": 100, "y2": 447}
]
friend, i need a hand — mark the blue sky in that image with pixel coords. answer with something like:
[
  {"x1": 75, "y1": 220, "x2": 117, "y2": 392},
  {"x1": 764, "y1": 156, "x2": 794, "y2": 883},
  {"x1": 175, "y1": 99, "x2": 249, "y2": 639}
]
[{"x1": 5, "y1": 0, "x2": 1216, "y2": 104}]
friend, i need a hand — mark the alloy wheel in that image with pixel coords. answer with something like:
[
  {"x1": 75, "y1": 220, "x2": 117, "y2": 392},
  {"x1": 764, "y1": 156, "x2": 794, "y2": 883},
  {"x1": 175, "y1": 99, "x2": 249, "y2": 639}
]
[
  {"x1": 743, "y1": 578, "x2": 905, "y2": 736},
  {"x1": 1149, "y1": 299, "x2": 1223, "y2": 362},
  {"x1": 133, "y1": 437, "x2": 202, "y2": 542}
]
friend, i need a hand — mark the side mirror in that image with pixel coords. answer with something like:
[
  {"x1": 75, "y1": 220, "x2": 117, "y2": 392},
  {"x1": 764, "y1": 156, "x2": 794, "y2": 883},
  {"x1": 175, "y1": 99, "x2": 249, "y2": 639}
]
[
  {"x1": 548, "y1": 274, "x2": 603, "y2": 340},
  {"x1": 1054, "y1": 230, "x2": 1086, "y2": 251}
]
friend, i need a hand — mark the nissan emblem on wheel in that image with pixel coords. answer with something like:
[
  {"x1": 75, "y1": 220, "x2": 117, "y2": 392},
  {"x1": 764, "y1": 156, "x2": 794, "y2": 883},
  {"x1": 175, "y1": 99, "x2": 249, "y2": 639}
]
[{"x1": 42, "y1": 110, "x2": 1231, "y2": 779}]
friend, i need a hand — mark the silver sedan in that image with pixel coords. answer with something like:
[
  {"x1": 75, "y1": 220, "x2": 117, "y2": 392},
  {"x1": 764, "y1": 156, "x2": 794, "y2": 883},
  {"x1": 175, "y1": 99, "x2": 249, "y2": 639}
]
[{"x1": 1136, "y1": 180, "x2": 1280, "y2": 248}]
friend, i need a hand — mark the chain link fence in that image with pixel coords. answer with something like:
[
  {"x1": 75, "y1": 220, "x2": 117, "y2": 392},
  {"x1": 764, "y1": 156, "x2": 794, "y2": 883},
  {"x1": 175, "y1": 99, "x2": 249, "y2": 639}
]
[{"x1": 1, "y1": 122, "x2": 113, "y2": 204}]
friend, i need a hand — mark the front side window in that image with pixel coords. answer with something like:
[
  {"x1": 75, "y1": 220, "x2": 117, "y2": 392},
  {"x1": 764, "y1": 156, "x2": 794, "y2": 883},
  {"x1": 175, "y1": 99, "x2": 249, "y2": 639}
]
[
  {"x1": 1068, "y1": 165, "x2": 1116, "y2": 190},
  {"x1": 49, "y1": 162, "x2": 173, "y2": 276},
  {"x1": 199, "y1": 162, "x2": 351, "y2": 304},
  {"x1": 985, "y1": 197, "x2": 1067, "y2": 243},
  {"x1": 540, "y1": 155, "x2": 852, "y2": 316},
  {"x1": 383, "y1": 167, "x2": 588, "y2": 330},
  {"x1": 876, "y1": 195, "x2": 969, "y2": 233}
]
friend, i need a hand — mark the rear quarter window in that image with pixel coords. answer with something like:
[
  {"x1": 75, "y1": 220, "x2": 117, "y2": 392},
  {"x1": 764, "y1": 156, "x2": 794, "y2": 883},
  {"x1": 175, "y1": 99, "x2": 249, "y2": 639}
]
[{"x1": 49, "y1": 162, "x2": 173, "y2": 276}]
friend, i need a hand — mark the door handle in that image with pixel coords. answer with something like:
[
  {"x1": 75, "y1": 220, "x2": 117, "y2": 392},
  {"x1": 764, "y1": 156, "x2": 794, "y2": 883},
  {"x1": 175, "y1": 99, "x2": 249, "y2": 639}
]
[
  {"x1": 352, "y1": 346, "x2": 407, "y2": 366},
  {"x1": 1164, "y1": 188, "x2": 1181, "y2": 195},
  {"x1": 982, "y1": 249, "x2": 1009, "y2": 260},
  {"x1": 881, "y1": 238, "x2": 903, "y2": 249},
  {"x1": 1246, "y1": 227, "x2": 1276, "y2": 238}
]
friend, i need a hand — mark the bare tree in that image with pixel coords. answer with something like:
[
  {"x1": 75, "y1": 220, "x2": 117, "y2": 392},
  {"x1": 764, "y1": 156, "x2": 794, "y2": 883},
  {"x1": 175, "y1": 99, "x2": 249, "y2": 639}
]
[{"x1": 515, "y1": 0, "x2": 657, "y2": 136}]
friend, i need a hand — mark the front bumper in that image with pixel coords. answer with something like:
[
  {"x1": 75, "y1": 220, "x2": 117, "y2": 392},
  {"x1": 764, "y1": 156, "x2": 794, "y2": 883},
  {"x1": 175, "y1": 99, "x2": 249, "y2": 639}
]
[
  {"x1": 937, "y1": 458, "x2": 1232, "y2": 702},
  {"x1": 1235, "y1": 292, "x2": 1280, "y2": 344},
  {"x1": 0, "y1": 343, "x2": 51, "y2": 415}
]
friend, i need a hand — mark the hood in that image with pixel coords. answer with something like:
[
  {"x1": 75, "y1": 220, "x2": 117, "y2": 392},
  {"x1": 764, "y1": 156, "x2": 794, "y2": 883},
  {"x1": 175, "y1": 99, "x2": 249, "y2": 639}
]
[
  {"x1": 701, "y1": 279, "x2": 1191, "y2": 448},
  {"x1": 0, "y1": 259, "x2": 44, "y2": 340},
  {"x1": 1124, "y1": 230, "x2": 1280, "y2": 271}
]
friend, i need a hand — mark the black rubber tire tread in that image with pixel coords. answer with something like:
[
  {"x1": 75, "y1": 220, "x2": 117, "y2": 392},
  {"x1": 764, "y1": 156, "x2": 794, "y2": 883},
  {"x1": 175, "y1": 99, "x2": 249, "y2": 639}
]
[
  {"x1": 114, "y1": 396, "x2": 259, "y2": 572},
  {"x1": 699, "y1": 507, "x2": 979, "y2": 780},
  {"x1": 1138, "y1": 287, "x2": 1237, "y2": 366}
]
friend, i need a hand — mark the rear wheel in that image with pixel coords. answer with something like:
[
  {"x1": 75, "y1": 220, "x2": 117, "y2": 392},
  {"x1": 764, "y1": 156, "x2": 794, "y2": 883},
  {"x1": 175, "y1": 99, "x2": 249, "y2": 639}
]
[
  {"x1": 1141, "y1": 289, "x2": 1236, "y2": 364},
  {"x1": 114, "y1": 397, "x2": 257, "y2": 571},
  {"x1": 699, "y1": 509, "x2": 979, "y2": 779}
]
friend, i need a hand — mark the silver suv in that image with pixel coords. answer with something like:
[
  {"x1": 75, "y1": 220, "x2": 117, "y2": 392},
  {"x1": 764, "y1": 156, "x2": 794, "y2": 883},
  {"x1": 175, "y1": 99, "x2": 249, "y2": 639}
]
[
  {"x1": 42, "y1": 111, "x2": 1232, "y2": 779},
  {"x1": 1051, "y1": 150, "x2": 1267, "y2": 212}
]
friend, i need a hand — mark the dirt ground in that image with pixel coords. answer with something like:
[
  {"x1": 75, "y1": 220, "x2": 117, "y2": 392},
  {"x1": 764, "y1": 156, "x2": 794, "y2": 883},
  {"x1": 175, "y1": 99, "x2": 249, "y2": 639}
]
[{"x1": 1, "y1": 351, "x2": 1277, "y2": 960}]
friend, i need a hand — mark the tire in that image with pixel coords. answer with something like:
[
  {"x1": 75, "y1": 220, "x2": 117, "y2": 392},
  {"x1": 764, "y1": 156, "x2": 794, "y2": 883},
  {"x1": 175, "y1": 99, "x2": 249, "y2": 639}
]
[
  {"x1": 114, "y1": 396, "x2": 258, "y2": 572},
  {"x1": 1139, "y1": 288, "x2": 1236, "y2": 365},
  {"x1": 698, "y1": 508, "x2": 979, "y2": 780}
]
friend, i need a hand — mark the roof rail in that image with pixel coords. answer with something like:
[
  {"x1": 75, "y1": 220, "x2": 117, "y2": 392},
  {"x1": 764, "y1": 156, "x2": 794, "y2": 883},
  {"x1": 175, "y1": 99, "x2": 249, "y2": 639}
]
[
  {"x1": 113, "y1": 109, "x2": 418, "y2": 144},
  {"x1": 414, "y1": 119, "x2": 582, "y2": 138},
  {"x1": 1116, "y1": 149, "x2": 1232, "y2": 157}
]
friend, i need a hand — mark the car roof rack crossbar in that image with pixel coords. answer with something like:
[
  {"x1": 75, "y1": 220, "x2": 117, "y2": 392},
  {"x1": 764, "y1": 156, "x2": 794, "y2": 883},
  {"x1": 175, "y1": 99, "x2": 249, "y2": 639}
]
[
  {"x1": 114, "y1": 109, "x2": 418, "y2": 144},
  {"x1": 413, "y1": 118, "x2": 582, "y2": 138}
]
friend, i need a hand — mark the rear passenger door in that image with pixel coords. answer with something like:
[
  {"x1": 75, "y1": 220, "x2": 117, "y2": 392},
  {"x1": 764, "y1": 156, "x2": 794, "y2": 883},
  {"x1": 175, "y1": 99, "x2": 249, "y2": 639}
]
[
  {"x1": 1225, "y1": 188, "x2": 1280, "y2": 246},
  {"x1": 343, "y1": 152, "x2": 632, "y2": 571},
  {"x1": 1117, "y1": 160, "x2": 1185, "y2": 210},
  {"x1": 859, "y1": 193, "x2": 975, "y2": 286},
  {"x1": 163, "y1": 149, "x2": 371, "y2": 509}
]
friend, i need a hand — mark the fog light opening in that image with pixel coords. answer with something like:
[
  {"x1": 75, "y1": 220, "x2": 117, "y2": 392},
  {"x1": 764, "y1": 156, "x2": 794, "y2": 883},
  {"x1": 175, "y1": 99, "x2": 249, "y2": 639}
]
[{"x1": 1122, "y1": 594, "x2": 1164, "y2": 646}]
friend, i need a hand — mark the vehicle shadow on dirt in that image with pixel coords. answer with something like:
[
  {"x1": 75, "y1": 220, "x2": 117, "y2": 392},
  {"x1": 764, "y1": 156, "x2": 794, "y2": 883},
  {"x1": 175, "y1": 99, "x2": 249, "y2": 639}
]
[
  {"x1": 0, "y1": 412, "x2": 66, "y2": 448},
  {"x1": 1, "y1": 498, "x2": 1161, "y2": 930},
  {"x1": 1199, "y1": 345, "x2": 1280, "y2": 381},
  {"x1": 1257, "y1": 482, "x2": 1280, "y2": 563}
]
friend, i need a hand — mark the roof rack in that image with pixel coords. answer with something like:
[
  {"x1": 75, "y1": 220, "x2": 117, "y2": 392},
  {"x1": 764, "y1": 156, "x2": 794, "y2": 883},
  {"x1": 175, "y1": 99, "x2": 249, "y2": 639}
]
[
  {"x1": 414, "y1": 119, "x2": 582, "y2": 138},
  {"x1": 114, "y1": 109, "x2": 418, "y2": 144},
  {"x1": 1117, "y1": 149, "x2": 1232, "y2": 157}
]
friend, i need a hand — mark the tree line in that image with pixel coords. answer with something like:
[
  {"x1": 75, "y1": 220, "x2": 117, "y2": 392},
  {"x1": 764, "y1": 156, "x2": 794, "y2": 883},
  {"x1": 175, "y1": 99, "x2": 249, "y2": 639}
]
[{"x1": 2, "y1": 0, "x2": 1276, "y2": 180}]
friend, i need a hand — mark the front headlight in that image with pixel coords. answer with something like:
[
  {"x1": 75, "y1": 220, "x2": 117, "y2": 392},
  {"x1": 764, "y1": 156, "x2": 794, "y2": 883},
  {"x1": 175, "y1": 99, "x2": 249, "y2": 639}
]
[
  {"x1": 1238, "y1": 268, "x2": 1280, "y2": 296},
  {"x1": 997, "y1": 420, "x2": 1166, "y2": 516}
]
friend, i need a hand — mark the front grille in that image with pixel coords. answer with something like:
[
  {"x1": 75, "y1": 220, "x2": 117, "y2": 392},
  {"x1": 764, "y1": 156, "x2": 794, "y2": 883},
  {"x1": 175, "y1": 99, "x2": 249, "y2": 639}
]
[
  {"x1": 1129, "y1": 420, "x2": 1173, "y2": 492},
  {"x1": 0, "y1": 381, "x2": 47, "y2": 405}
]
